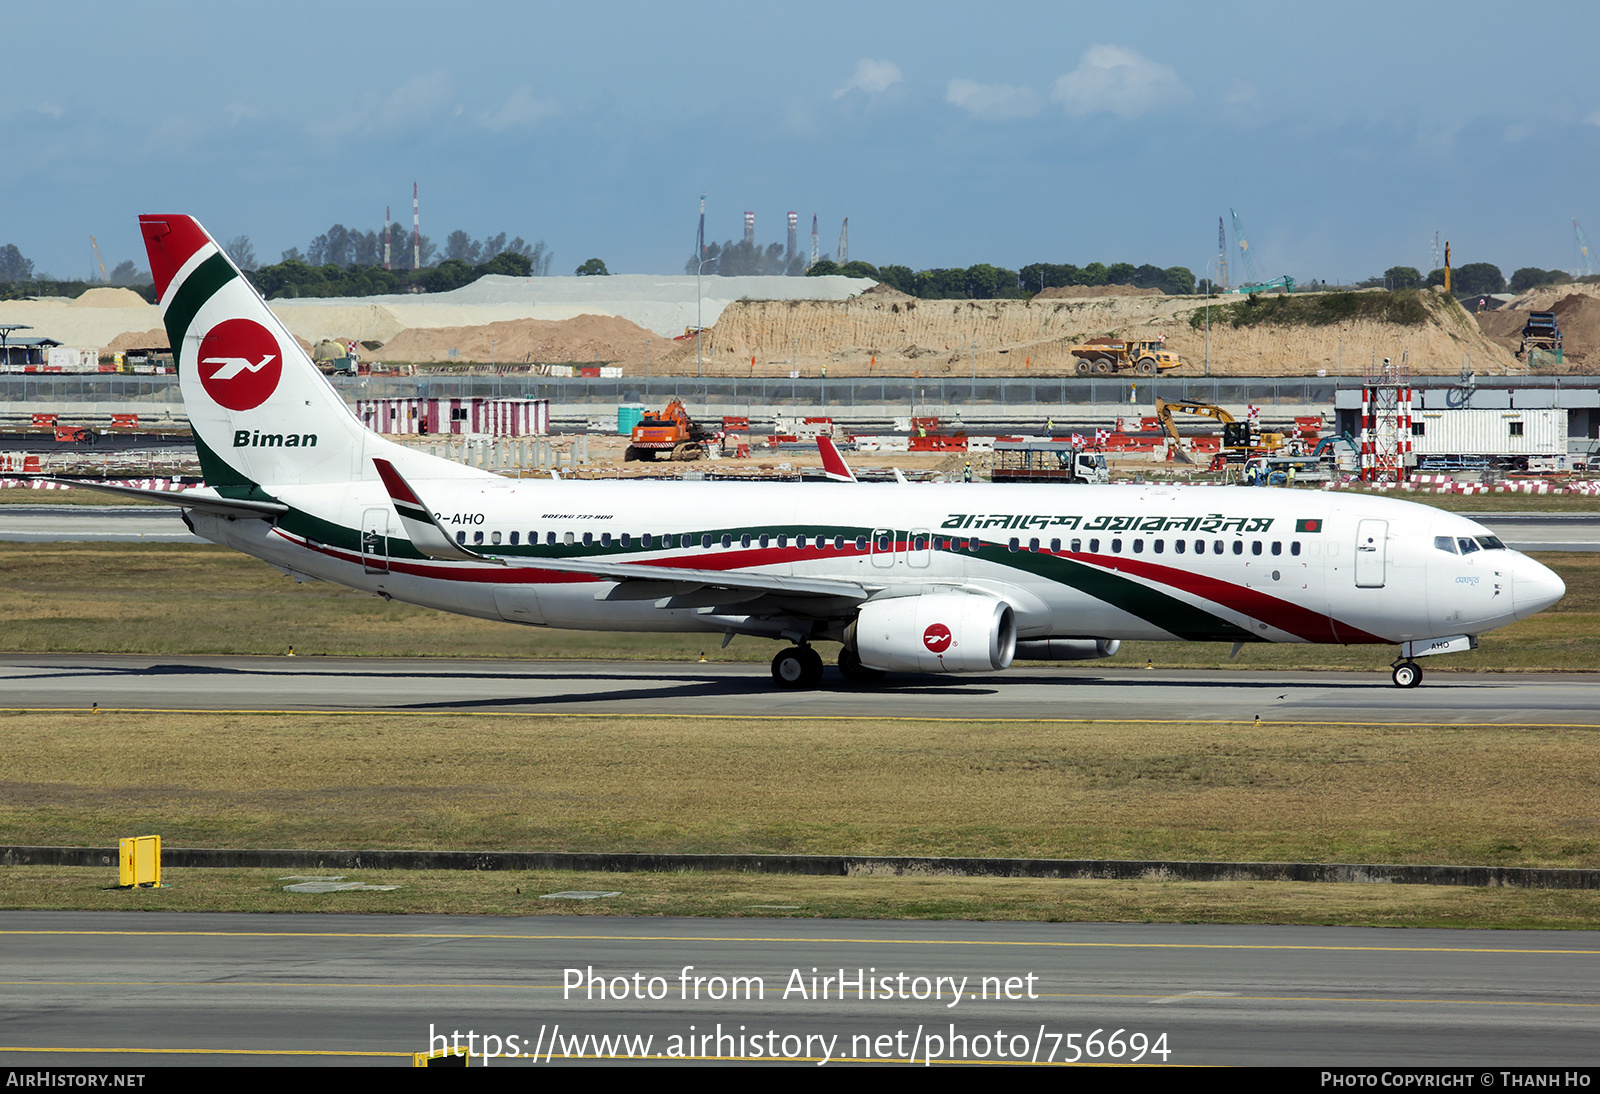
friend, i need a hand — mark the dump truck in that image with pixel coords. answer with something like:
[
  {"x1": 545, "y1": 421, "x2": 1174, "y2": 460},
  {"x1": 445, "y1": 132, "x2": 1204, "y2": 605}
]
[
  {"x1": 1068, "y1": 336, "x2": 1183, "y2": 377},
  {"x1": 624, "y1": 398, "x2": 717, "y2": 461}
]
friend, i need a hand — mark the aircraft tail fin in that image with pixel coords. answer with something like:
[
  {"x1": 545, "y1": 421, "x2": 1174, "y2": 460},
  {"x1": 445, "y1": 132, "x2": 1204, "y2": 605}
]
[
  {"x1": 816, "y1": 435, "x2": 858, "y2": 482},
  {"x1": 138, "y1": 214, "x2": 486, "y2": 493}
]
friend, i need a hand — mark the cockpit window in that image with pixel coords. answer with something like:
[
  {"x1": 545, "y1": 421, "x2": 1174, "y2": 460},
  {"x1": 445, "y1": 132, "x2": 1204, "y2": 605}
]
[
  {"x1": 1475, "y1": 535, "x2": 1506, "y2": 551},
  {"x1": 1456, "y1": 536, "x2": 1480, "y2": 554},
  {"x1": 1434, "y1": 536, "x2": 1458, "y2": 554}
]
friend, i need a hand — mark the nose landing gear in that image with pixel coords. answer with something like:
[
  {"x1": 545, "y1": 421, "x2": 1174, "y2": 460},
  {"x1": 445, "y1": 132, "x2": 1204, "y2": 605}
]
[{"x1": 1391, "y1": 659, "x2": 1423, "y2": 688}]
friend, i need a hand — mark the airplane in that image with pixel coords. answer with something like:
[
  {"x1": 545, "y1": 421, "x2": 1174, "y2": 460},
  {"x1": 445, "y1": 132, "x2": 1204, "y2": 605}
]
[{"x1": 65, "y1": 214, "x2": 1565, "y2": 691}]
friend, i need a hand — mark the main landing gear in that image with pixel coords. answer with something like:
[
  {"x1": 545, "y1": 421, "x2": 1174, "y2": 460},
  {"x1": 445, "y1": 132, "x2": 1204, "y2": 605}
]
[
  {"x1": 771, "y1": 645, "x2": 824, "y2": 689},
  {"x1": 1391, "y1": 659, "x2": 1423, "y2": 689}
]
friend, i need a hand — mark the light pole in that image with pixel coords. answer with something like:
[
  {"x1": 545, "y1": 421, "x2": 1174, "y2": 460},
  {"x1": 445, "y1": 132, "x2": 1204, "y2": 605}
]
[{"x1": 696, "y1": 256, "x2": 711, "y2": 379}]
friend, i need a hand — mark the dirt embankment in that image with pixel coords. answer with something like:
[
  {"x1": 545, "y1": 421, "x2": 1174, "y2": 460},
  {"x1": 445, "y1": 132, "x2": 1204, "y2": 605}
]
[
  {"x1": 373, "y1": 314, "x2": 661, "y2": 365},
  {"x1": 1475, "y1": 289, "x2": 1600, "y2": 371},
  {"x1": 648, "y1": 288, "x2": 1522, "y2": 378}
]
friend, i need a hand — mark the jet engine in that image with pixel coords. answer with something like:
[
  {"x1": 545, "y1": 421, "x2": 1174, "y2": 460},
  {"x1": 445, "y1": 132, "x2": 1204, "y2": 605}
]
[
  {"x1": 849, "y1": 592, "x2": 1016, "y2": 674},
  {"x1": 1014, "y1": 638, "x2": 1121, "y2": 661}
]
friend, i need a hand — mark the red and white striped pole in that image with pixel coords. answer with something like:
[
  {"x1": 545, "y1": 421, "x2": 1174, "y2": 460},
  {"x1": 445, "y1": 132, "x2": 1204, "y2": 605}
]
[{"x1": 412, "y1": 182, "x2": 420, "y2": 270}]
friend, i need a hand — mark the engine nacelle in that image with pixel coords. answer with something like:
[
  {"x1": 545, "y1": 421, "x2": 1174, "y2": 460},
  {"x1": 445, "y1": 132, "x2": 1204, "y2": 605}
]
[
  {"x1": 850, "y1": 593, "x2": 1016, "y2": 674},
  {"x1": 1014, "y1": 638, "x2": 1121, "y2": 661}
]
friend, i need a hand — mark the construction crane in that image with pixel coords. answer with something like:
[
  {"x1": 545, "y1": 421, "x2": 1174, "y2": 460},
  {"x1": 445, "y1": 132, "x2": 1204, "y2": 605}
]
[
  {"x1": 1575, "y1": 219, "x2": 1595, "y2": 278},
  {"x1": 1230, "y1": 208, "x2": 1263, "y2": 287},
  {"x1": 89, "y1": 236, "x2": 108, "y2": 283}
]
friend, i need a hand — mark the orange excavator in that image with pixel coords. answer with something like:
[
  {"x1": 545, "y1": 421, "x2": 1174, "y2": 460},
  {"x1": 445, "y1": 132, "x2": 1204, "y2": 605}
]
[{"x1": 624, "y1": 398, "x2": 716, "y2": 461}]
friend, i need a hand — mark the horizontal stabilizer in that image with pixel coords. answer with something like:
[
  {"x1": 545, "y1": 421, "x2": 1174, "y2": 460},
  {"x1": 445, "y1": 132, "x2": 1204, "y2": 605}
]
[{"x1": 44, "y1": 479, "x2": 287, "y2": 520}]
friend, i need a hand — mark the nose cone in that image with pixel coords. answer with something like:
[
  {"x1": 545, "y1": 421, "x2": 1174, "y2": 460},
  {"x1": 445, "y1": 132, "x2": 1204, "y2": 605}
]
[{"x1": 1513, "y1": 555, "x2": 1566, "y2": 620}]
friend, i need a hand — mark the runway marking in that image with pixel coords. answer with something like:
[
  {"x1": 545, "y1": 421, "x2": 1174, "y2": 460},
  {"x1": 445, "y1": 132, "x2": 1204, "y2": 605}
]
[
  {"x1": 5, "y1": 929, "x2": 1600, "y2": 955},
  {"x1": 2, "y1": 707, "x2": 1599, "y2": 730},
  {"x1": 0, "y1": 1046, "x2": 410, "y2": 1058},
  {"x1": 3, "y1": 983, "x2": 1597, "y2": 1009}
]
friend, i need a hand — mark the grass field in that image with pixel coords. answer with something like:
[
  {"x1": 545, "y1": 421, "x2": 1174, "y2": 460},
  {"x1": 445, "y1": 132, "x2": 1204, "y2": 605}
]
[
  {"x1": 4, "y1": 866, "x2": 1598, "y2": 929},
  {"x1": 0, "y1": 542, "x2": 1593, "y2": 671},
  {"x1": 4, "y1": 710, "x2": 1599, "y2": 927}
]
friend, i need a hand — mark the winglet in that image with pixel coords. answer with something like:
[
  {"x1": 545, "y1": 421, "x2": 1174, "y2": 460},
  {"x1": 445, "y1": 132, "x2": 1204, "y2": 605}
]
[
  {"x1": 816, "y1": 435, "x2": 857, "y2": 482},
  {"x1": 373, "y1": 458, "x2": 498, "y2": 563}
]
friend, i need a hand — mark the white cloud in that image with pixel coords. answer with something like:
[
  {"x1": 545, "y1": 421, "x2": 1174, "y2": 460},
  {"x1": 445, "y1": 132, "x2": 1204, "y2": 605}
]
[
  {"x1": 833, "y1": 58, "x2": 903, "y2": 99},
  {"x1": 36, "y1": 102, "x2": 65, "y2": 120},
  {"x1": 479, "y1": 86, "x2": 557, "y2": 131},
  {"x1": 309, "y1": 71, "x2": 457, "y2": 139},
  {"x1": 946, "y1": 78, "x2": 1041, "y2": 121},
  {"x1": 1050, "y1": 45, "x2": 1191, "y2": 119}
]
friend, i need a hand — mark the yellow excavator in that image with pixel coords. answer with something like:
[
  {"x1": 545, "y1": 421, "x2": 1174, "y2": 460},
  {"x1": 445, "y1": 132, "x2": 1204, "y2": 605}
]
[{"x1": 1153, "y1": 398, "x2": 1285, "y2": 465}]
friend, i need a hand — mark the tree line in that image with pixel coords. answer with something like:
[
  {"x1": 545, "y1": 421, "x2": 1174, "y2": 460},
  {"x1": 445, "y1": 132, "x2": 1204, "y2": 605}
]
[{"x1": 804, "y1": 258, "x2": 1197, "y2": 299}]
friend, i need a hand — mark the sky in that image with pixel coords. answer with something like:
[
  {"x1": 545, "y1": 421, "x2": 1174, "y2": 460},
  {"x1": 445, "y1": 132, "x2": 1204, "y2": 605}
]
[{"x1": 6, "y1": 1, "x2": 1600, "y2": 285}]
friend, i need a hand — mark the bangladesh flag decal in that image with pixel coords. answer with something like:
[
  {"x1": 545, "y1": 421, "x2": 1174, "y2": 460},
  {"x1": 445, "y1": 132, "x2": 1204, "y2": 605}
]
[{"x1": 1295, "y1": 518, "x2": 1323, "y2": 533}]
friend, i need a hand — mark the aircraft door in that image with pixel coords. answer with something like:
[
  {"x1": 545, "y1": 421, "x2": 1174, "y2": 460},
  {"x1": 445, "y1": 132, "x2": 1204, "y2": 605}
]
[
  {"x1": 1354, "y1": 519, "x2": 1386, "y2": 588},
  {"x1": 362, "y1": 507, "x2": 390, "y2": 574},
  {"x1": 871, "y1": 528, "x2": 896, "y2": 568},
  {"x1": 907, "y1": 528, "x2": 931, "y2": 568}
]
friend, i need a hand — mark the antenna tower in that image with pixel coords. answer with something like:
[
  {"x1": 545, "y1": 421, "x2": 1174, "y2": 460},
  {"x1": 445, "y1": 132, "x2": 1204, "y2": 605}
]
[
  {"x1": 1217, "y1": 216, "x2": 1229, "y2": 290},
  {"x1": 1360, "y1": 354, "x2": 1412, "y2": 484},
  {"x1": 412, "y1": 182, "x2": 420, "y2": 270}
]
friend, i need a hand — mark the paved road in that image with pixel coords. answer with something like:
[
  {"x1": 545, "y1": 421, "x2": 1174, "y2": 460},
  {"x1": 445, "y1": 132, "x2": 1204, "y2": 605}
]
[
  {"x1": 2, "y1": 655, "x2": 1595, "y2": 724},
  {"x1": 0, "y1": 505, "x2": 202, "y2": 542},
  {"x1": 0, "y1": 912, "x2": 1594, "y2": 1067},
  {"x1": 2, "y1": 505, "x2": 1596, "y2": 549}
]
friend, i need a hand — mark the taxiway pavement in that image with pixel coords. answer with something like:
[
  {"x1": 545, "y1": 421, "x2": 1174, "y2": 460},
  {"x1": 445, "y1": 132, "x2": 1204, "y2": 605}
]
[
  {"x1": 1, "y1": 912, "x2": 1595, "y2": 1067},
  {"x1": 1, "y1": 654, "x2": 1594, "y2": 724}
]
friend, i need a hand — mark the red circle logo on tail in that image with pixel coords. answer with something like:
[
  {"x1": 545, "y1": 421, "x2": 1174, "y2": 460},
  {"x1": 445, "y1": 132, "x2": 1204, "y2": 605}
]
[
  {"x1": 197, "y1": 318, "x2": 282, "y2": 411},
  {"x1": 923, "y1": 623, "x2": 953, "y2": 654}
]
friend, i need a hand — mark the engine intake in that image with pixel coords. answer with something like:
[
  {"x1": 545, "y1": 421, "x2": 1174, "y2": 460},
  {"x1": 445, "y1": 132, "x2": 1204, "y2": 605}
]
[{"x1": 851, "y1": 593, "x2": 1016, "y2": 674}]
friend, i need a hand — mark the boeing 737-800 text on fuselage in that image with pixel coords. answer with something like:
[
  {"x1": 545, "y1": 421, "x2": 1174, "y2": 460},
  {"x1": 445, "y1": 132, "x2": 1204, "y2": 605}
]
[{"x1": 77, "y1": 215, "x2": 1564, "y2": 690}]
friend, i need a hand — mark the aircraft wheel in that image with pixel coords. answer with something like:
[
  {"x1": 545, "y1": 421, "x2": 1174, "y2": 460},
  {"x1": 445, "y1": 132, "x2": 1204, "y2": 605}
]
[
  {"x1": 1391, "y1": 661, "x2": 1423, "y2": 688},
  {"x1": 838, "y1": 648, "x2": 886, "y2": 684},
  {"x1": 772, "y1": 646, "x2": 823, "y2": 689}
]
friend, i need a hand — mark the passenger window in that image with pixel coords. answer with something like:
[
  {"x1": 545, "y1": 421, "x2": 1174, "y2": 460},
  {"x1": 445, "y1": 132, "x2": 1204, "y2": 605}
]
[
  {"x1": 1028, "y1": 537, "x2": 1040, "y2": 552},
  {"x1": 474, "y1": 530, "x2": 485, "y2": 545},
  {"x1": 1291, "y1": 541, "x2": 1301, "y2": 556},
  {"x1": 640, "y1": 533, "x2": 651, "y2": 548},
  {"x1": 1070, "y1": 538, "x2": 1081, "y2": 552},
  {"x1": 1154, "y1": 539, "x2": 1164, "y2": 554},
  {"x1": 1232, "y1": 540, "x2": 1243, "y2": 555},
  {"x1": 777, "y1": 535, "x2": 788, "y2": 548},
  {"x1": 620, "y1": 533, "x2": 631, "y2": 547},
  {"x1": 1089, "y1": 538, "x2": 1100, "y2": 553},
  {"x1": 1251, "y1": 541, "x2": 1262, "y2": 556},
  {"x1": 1271, "y1": 541, "x2": 1281, "y2": 555},
  {"x1": 797, "y1": 535, "x2": 807, "y2": 548},
  {"x1": 914, "y1": 535, "x2": 927, "y2": 551},
  {"x1": 1111, "y1": 538, "x2": 1122, "y2": 553},
  {"x1": 722, "y1": 535, "x2": 733, "y2": 549},
  {"x1": 509, "y1": 532, "x2": 519, "y2": 545},
  {"x1": 1434, "y1": 536, "x2": 1457, "y2": 554},
  {"x1": 758, "y1": 534, "x2": 769, "y2": 548},
  {"x1": 702, "y1": 534, "x2": 712, "y2": 548},
  {"x1": 491, "y1": 531, "x2": 502, "y2": 545},
  {"x1": 583, "y1": 532, "x2": 593, "y2": 547},
  {"x1": 876, "y1": 533, "x2": 892, "y2": 551},
  {"x1": 1213, "y1": 540, "x2": 1224, "y2": 554},
  {"x1": 1175, "y1": 539, "x2": 1185, "y2": 554},
  {"x1": 854, "y1": 536, "x2": 866, "y2": 551},
  {"x1": 1050, "y1": 538, "x2": 1061, "y2": 552},
  {"x1": 1132, "y1": 538, "x2": 1143, "y2": 554},
  {"x1": 456, "y1": 531, "x2": 466, "y2": 545},
  {"x1": 601, "y1": 532, "x2": 612, "y2": 547},
  {"x1": 1008, "y1": 538, "x2": 1020, "y2": 552},
  {"x1": 1457, "y1": 537, "x2": 1480, "y2": 554},
  {"x1": 740, "y1": 534, "x2": 751, "y2": 548},
  {"x1": 1195, "y1": 539, "x2": 1205, "y2": 555}
]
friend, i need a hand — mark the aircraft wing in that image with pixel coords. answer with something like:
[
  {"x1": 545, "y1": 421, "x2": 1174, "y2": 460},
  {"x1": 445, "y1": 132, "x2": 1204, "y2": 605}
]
[
  {"x1": 371, "y1": 457, "x2": 871, "y2": 602},
  {"x1": 43, "y1": 478, "x2": 288, "y2": 520}
]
